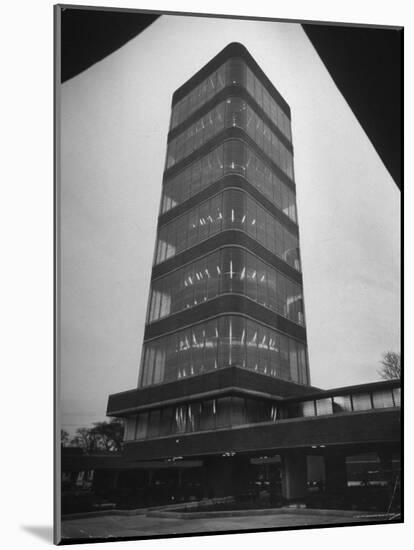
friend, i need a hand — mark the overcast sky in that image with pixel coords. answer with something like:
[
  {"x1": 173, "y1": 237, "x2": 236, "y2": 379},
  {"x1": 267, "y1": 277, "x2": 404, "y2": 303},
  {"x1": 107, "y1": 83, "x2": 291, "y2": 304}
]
[{"x1": 59, "y1": 15, "x2": 400, "y2": 434}]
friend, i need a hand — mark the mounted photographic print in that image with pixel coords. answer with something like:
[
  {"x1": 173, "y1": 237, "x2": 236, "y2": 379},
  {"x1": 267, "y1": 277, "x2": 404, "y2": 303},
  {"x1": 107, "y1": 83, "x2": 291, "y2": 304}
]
[{"x1": 54, "y1": 4, "x2": 402, "y2": 545}]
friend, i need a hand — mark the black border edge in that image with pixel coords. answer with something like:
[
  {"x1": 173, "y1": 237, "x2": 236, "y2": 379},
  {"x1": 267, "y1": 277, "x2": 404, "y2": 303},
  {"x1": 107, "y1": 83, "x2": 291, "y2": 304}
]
[
  {"x1": 54, "y1": 3, "x2": 62, "y2": 546},
  {"x1": 57, "y1": 3, "x2": 404, "y2": 31}
]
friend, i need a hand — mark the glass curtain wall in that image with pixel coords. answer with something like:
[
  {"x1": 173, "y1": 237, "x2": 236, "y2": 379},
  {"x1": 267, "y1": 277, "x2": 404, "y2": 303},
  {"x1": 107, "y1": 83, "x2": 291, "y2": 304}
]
[
  {"x1": 352, "y1": 393, "x2": 373, "y2": 411},
  {"x1": 125, "y1": 395, "x2": 279, "y2": 441},
  {"x1": 372, "y1": 389, "x2": 395, "y2": 409},
  {"x1": 155, "y1": 190, "x2": 301, "y2": 270},
  {"x1": 171, "y1": 58, "x2": 292, "y2": 142},
  {"x1": 170, "y1": 58, "x2": 243, "y2": 129},
  {"x1": 284, "y1": 387, "x2": 399, "y2": 419},
  {"x1": 166, "y1": 97, "x2": 294, "y2": 180},
  {"x1": 124, "y1": 385, "x2": 400, "y2": 441},
  {"x1": 245, "y1": 65, "x2": 291, "y2": 141},
  {"x1": 140, "y1": 315, "x2": 308, "y2": 387},
  {"x1": 392, "y1": 387, "x2": 401, "y2": 406},
  {"x1": 148, "y1": 247, "x2": 304, "y2": 325},
  {"x1": 161, "y1": 140, "x2": 297, "y2": 222}
]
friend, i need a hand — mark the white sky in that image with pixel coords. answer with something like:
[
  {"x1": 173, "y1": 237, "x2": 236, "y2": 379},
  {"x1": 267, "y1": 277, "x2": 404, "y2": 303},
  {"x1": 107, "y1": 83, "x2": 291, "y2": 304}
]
[{"x1": 59, "y1": 15, "x2": 400, "y2": 434}]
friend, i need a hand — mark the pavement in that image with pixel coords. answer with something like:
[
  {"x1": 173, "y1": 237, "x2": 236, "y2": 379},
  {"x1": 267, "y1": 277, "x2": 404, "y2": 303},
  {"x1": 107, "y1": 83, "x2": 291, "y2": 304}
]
[{"x1": 60, "y1": 509, "x2": 385, "y2": 542}]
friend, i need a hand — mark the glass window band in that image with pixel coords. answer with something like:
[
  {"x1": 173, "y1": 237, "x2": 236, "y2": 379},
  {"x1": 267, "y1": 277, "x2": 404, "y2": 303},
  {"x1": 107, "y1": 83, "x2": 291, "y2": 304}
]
[
  {"x1": 139, "y1": 314, "x2": 308, "y2": 388},
  {"x1": 155, "y1": 189, "x2": 301, "y2": 271},
  {"x1": 171, "y1": 58, "x2": 292, "y2": 143},
  {"x1": 162, "y1": 140, "x2": 297, "y2": 222},
  {"x1": 148, "y1": 247, "x2": 304, "y2": 325},
  {"x1": 124, "y1": 385, "x2": 400, "y2": 441},
  {"x1": 167, "y1": 97, "x2": 294, "y2": 180}
]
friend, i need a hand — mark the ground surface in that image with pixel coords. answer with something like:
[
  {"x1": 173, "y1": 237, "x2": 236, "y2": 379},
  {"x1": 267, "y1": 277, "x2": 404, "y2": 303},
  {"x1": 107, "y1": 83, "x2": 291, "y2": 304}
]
[{"x1": 60, "y1": 510, "x2": 385, "y2": 542}]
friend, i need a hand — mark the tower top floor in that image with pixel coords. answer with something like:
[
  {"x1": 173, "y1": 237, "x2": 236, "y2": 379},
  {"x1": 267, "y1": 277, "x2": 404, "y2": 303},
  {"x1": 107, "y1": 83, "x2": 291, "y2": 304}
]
[{"x1": 171, "y1": 42, "x2": 291, "y2": 118}]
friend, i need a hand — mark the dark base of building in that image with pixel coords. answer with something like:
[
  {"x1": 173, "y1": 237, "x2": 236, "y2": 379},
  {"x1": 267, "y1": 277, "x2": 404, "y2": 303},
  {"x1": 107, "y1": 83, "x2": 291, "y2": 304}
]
[{"x1": 62, "y1": 444, "x2": 401, "y2": 516}]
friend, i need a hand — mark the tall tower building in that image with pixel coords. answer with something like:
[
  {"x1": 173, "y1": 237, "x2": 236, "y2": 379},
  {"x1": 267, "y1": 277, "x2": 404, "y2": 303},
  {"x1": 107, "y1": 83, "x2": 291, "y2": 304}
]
[
  {"x1": 108, "y1": 42, "x2": 317, "y2": 499},
  {"x1": 142, "y1": 42, "x2": 309, "y2": 389}
]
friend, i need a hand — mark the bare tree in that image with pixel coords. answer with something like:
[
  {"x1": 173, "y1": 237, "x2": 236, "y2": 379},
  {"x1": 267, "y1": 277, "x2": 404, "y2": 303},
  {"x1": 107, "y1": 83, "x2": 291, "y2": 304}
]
[
  {"x1": 70, "y1": 419, "x2": 124, "y2": 453},
  {"x1": 378, "y1": 351, "x2": 401, "y2": 380},
  {"x1": 90, "y1": 419, "x2": 124, "y2": 452},
  {"x1": 71, "y1": 427, "x2": 100, "y2": 452},
  {"x1": 61, "y1": 429, "x2": 70, "y2": 447}
]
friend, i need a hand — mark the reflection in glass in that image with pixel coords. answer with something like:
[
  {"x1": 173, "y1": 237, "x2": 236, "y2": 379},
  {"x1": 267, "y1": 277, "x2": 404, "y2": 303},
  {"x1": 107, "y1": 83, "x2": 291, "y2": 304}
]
[
  {"x1": 166, "y1": 98, "x2": 294, "y2": 179},
  {"x1": 245, "y1": 66, "x2": 292, "y2": 141},
  {"x1": 156, "y1": 190, "x2": 300, "y2": 270},
  {"x1": 170, "y1": 58, "x2": 292, "y2": 144},
  {"x1": 392, "y1": 387, "x2": 401, "y2": 406},
  {"x1": 135, "y1": 412, "x2": 149, "y2": 440},
  {"x1": 140, "y1": 315, "x2": 308, "y2": 387},
  {"x1": 372, "y1": 389, "x2": 394, "y2": 409},
  {"x1": 133, "y1": 395, "x2": 281, "y2": 440},
  {"x1": 162, "y1": 140, "x2": 297, "y2": 223},
  {"x1": 148, "y1": 248, "x2": 304, "y2": 325},
  {"x1": 124, "y1": 416, "x2": 137, "y2": 441},
  {"x1": 170, "y1": 60, "x2": 229, "y2": 130},
  {"x1": 351, "y1": 393, "x2": 372, "y2": 411},
  {"x1": 332, "y1": 395, "x2": 353, "y2": 413},
  {"x1": 300, "y1": 400, "x2": 316, "y2": 417},
  {"x1": 130, "y1": 385, "x2": 400, "y2": 440},
  {"x1": 316, "y1": 398, "x2": 333, "y2": 416}
]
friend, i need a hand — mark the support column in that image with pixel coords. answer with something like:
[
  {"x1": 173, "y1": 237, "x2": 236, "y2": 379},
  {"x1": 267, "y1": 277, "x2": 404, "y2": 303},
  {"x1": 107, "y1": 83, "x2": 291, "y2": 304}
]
[
  {"x1": 177, "y1": 468, "x2": 183, "y2": 502},
  {"x1": 110, "y1": 470, "x2": 120, "y2": 491},
  {"x1": 281, "y1": 451, "x2": 308, "y2": 501},
  {"x1": 324, "y1": 452, "x2": 347, "y2": 495},
  {"x1": 203, "y1": 456, "x2": 251, "y2": 499},
  {"x1": 203, "y1": 457, "x2": 232, "y2": 498},
  {"x1": 378, "y1": 450, "x2": 393, "y2": 489}
]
